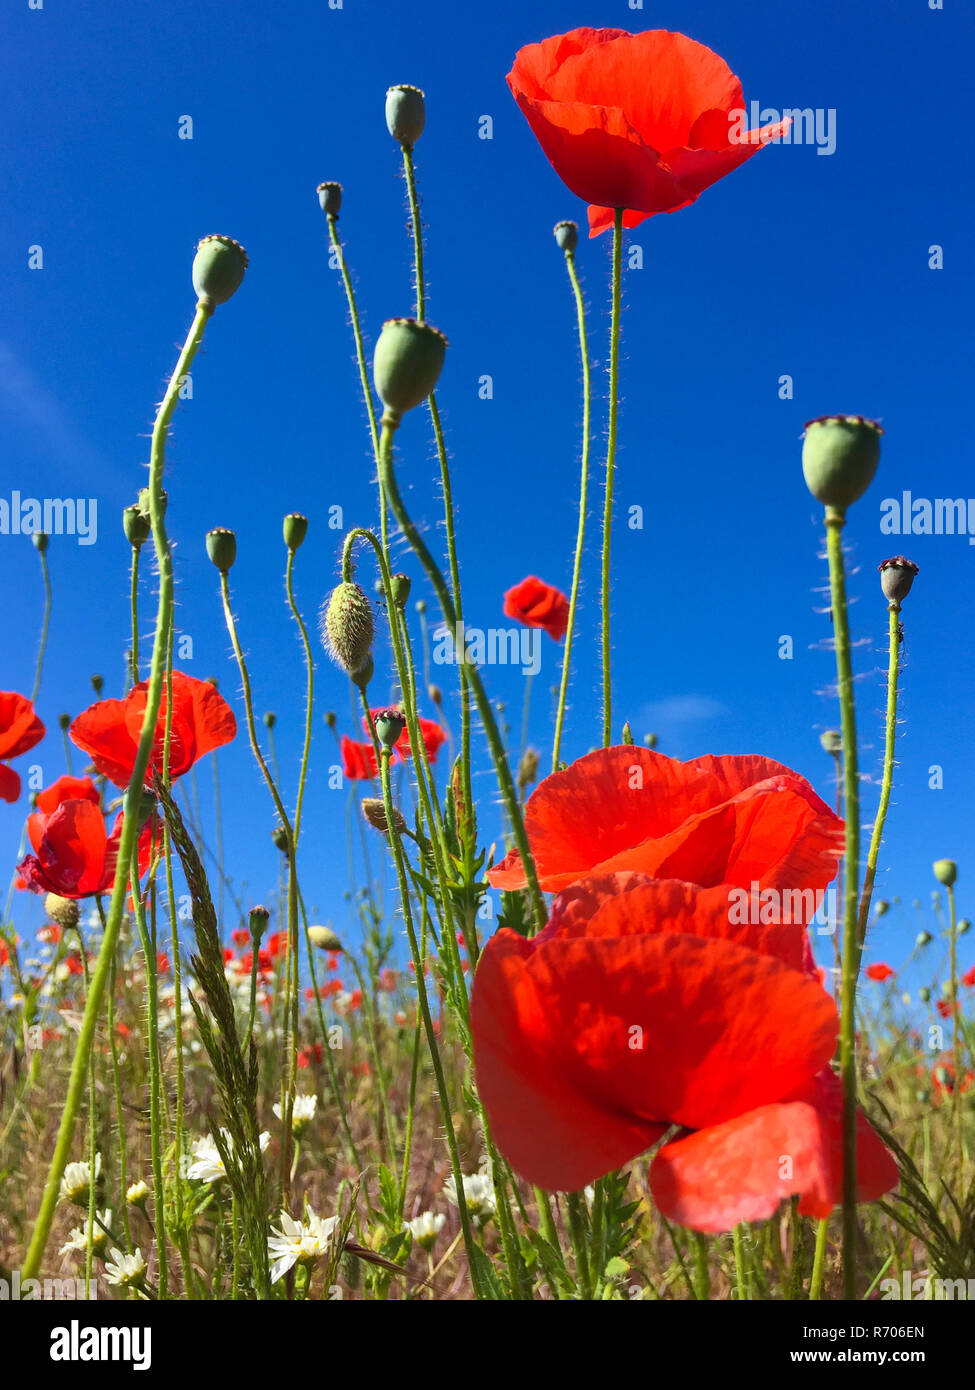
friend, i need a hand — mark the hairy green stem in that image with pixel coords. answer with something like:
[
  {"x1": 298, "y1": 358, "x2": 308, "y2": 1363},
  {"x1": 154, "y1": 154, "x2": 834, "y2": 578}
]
[{"x1": 600, "y1": 209, "x2": 623, "y2": 748}]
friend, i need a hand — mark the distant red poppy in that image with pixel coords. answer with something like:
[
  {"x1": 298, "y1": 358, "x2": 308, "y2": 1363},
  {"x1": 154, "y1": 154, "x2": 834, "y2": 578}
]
[
  {"x1": 507, "y1": 28, "x2": 789, "y2": 237},
  {"x1": 489, "y1": 746, "x2": 843, "y2": 896},
  {"x1": 70, "y1": 670, "x2": 236, "y2": 789},
  {"x1": 471, "y1": 873, "x2": 897, "y2": 1223},
  {"x1": 962, "y1": 966, "x2": 975, "y2": 989},
  {"x1": 503, "y1": 576, "x2": 570, "y2": 641},
  {"x1": 0, "y1": 691, "x2": 46, "y2": 802},
  {"x1": 361, "y1": 710, "x2": 447, "y2": 763},
  {"x1": 341, "y1": 736, "x2": 386, "y2": 781},
  {"x1": 937, "y1": 999, "x2": 957, "y2": 1019},
  {"x1": 865, "y1": 962, "x2": 895, "y2": 983}
]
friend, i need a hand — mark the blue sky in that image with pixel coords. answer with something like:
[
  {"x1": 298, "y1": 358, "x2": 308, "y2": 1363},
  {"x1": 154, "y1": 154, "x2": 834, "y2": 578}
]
[{"x1": 2, "y1": 0, "x2": 973, "y2": 987}]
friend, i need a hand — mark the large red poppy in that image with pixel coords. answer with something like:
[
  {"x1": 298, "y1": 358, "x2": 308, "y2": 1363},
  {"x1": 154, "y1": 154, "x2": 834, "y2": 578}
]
[
  {"x1": 361, "y1": 709, "x2": 447, "y2": 763},
  {"x1": 489, "y1": 746, "x2": 843, "y2": 897},
  {"x1": 471, "y1": 874, "x2": 898, "y2": 1224},
  {"x1": 70, "y1": 671, "x2": 236, "y2": 789},
  {"x1": 18, "y1": 775, "x2": 158, "y2": 898},
  {"x1": 503, "y1": 576, "x2": 570, "y2": 641},
  {"x1": 0, "y1": 691, "x2": 46, "y2": 802},
  {"x1": 508, "y1": 28, "x2": 789, "y2": 237}
]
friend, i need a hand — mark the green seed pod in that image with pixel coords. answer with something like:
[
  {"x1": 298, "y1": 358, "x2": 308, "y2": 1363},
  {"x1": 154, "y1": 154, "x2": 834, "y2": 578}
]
[
  {"x1": 352, "y1": 654, "x2": 374, "y2": 691},
  {"x1": 554, "y1": 220, "x2": 578, "y2": 253},
  {"x1": 644, "y1": 733, "x2": 658, "y2": 749},
  {"x1": 45, "y1": 893, "x2": 79, "y2": 932},
  {"x1": 192, "y1": 235, "x2": 248, "y2": 307},
  {"x1": 271, "y1": 824, "x2": 290, "y2": 853},
  {"x1": 263, "y1": 712, "x2": 276, "y2": 730},
  {"x1": 916, "y1": 930, "x2": 932, "y2": 947},
  {"x1": 123, "y1": 505, "x2": 151, "y2": 549},
  {"x1": 373, "y1": 318, "x2": 447, "y2": 426},
  {"x1": 283, "y1": 513, "x2": 308, "y2": 552},
  {"x1": 801, "y1": 416, "x2": 882, "y2": 512},
  {"x1": 878, "y1": 556, "x2": 918, "y2": 607},
  {"x1": 317, "y1": 182, "x2": 342, "y2": 217},
  {"x1": 90, "y1": 674, "x2": 104, "y2": 696},
  {"x1": 308, "y1": 924, "x2": 342, "y2": 952},
  {"x1": 428, "y1": 683, "x2": 442, "y2": 706},
  {"x1": 249, "y1": 905, "x2": 269, "y2": 944},
  {"x1": 385, "y1": 84, "x2": 426, "y2": 147},
  {"x1": 33, "y1": 532, "x2": 49, "y2": 552},
  {"x1": 58, "y1": 713, "x2": 70, "y2": 731},
  {"x1": 361, "y1": 797, "x2": 406, "y2": 835},
  {"x1": 206, "y1": 528, "x2": 237, "y2": 573},
  {"x1": 933, "y1": 859, "x2": 957, "y2": 887},
  {"x1": 390, "y1": 572, "x2": 411, "y2": 608},
  {"x1": 959, "y1": 918, "x2": 971, "y2": 936},
  {"x1": 373, "y1": 707, "x2": 405, "y2": 751},
  {"x1": 320, "y1": 581, "x2": 374, "y2": 675},
  {"x1": 919, "y1": 986, "x2": 931, "y2": 1003},
  {"x1": 819, "y1": 729, "x2": 842, "y2": 755},
  {"x1": 324, "y1": 711, "x2": 336, "y2": 730}
]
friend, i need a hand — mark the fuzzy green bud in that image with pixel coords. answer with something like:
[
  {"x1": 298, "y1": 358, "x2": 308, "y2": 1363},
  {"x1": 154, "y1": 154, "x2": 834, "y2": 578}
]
[
  {"x1": 933, "y1": 859, "x2": 957, "y2": 887},
  {"x1": 644, "y1": 733, "x2": 658, "y2": 749},
  {"x1": 959, "y1": 918, "x2": 971, "y2": 936},
  {"x1": 58, "y1": 713, "x2": 70, "y2": 731},
  {"x1": 621, "y1": 722, "x2": 634, "y2": 746},
  {"x1": 819, "y1": 729, "x2": 842, "y2": 755},
  {"x1": 352, "y1": 654, "x2": 374, "y2": 692},
  {"x1": 919, "y1": 986, "x2": 931, "y2": 1003},
  {"x1": 321, "y1": 581, "x2": 374, "y2": 676},
  {"x1": 263, "y1": 712, "x2": 276, "y2": 730},
  {"x1": 33, "y1": 531, "x2": 49, "y2": 552},
  {"x1": 390, "y1": 573, "x2": 411, "y2": 608},
  {"x1": 554, "y1": 220, "x2": 578, "y2": 252},
  {"x1": 308, "y1": 924, "x2": 342, "y2": 953},
  {"x1": 90, "y1": 674, "x2": 103, "y2": 696},
  {"x1": 874, "y1": 899, "x2": 890, "y2": 918},
  {"x1": 373, "y1": 318, "x2": 447, "y2": 426},
  {"x1": 916, "y1": 930, "x2": 932, "y2": 947},
  {"x1": 385, "y1": 85, "x2": 425, "y2": 147},
  {"x1": 317, "y1": 182, "x2": 342, "y2": 217},
  {"x1": 361, "y1": 797, "x2": 406, "y2": 835},
  {"x1": 324, "y1": 711, "x2": 336, "y2": 730},
  {"x1": 801, "y1": 415, "x2": 882, "y2": 512},
  {"x1": 206, "y1": 527, "x2": 237, "y2": 573},
  {"x1": 45, "y1": 893, "x2": 79, "y2": 932},
  {"x1": 192, "y1": 235, "x2": 248, "y2": 307},
  {"x1": 283, "y1": 513, "x2": 308, "y2": 552},
  {"x1": 271, "y1": 825, "x2": 290, "y2": 853}
]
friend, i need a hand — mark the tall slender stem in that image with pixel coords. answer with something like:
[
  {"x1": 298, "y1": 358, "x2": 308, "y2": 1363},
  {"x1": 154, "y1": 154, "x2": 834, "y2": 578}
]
[
  {"x1": 32, "y1": 544, "x2": 52, "y2": 704},
  {"x1": 856, "y1": 606, "x2": 901, "y2": 953},
  {"x1": 600, "y1": 209, "x2": 623, "y2": 748}
]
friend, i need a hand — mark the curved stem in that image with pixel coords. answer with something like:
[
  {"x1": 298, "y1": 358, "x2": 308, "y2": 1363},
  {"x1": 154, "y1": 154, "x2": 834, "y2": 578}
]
[
  {"x1": 856, "y1": 606, "x2": 901, "y2": 955},
  {"x1": 600, "y1": 209, "x2": 623, "y2": 748}
]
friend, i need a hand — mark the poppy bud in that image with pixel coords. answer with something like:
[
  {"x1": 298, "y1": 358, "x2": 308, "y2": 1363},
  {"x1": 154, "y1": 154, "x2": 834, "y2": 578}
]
[
  {"x1": 263, "y1": 712, "x2": 276, "y2": 730},
  {"x1": 942, "y1": 979, "x2": 956, "y2": 998},
  {"x1": 45, "y1": 894, "x2": 79, "y2": 932},
  {"x1": 621, "y1": 722, "x2": 634, "y2": 746},
  {"x1": 553, "y1": 220, "x2": 578, "y2": 253},
  {"x1": 324, "y1": 711, "x2": 336, "y2": 730},
  {"x1": 283, "y1": 513, "x2": 308, "y2": 552},
  {"x1": 415, "y1": 599, "x2": 426, "y2": 615},
  {"x1": 91, "y1": 674, "x2": 103, "y2": 696},
  {"x1": 644, "y1": 733, "x2": 658, "y2": 749},
  {"x1": 874, "y1": 900, "x2": 890, "y2": 918},
  {"x1": 249, "y1": 905, "x2": 269, "y2": 945},
  {"x1": 123, "y1": 505, "x2": 151, "y2": 549},
  {"x1": 206, "y1": 528, "x2": 237, "y2": 573},
  {"x1": 192, "y1": 235, "x2": 248, "y2": 308},
  {"x1": 33, "y1": 532, "x2": 49, "y2": 552},
  {"x1": 428, "y1": 684, "x2": 442, "y2": 707},
  {"x1": 801, "y1": 416, "x2": 882, "y2": 512},
  {"x1": 959, "y1": 918, "x2": 972, "y2": 936},
  {"x1": 916, "y1": 931, "x2": 932, "y2": 947},
  {"x1": 820, "y1": 730, "x2": 842, "y2": 755},
  {"x1": 308, "y1": 924, "x2": 342, "y2": 953},
  {"x1": 517, "y1": 748, "x2": 539, "y2": 787},
  {"x1": 933, "y1": 859, "x2": 957, "y2": 887},
  {"x1": 320, "y1": 581, "x2": 374, "y2": 676},
  {"x1": 58, "y1": 713, "x2": 70, "y2": 731},
  {"x1": 352, "y1": 654, "x2": 374, "y2": 691},
  {"x1": 373, "y1": 318, "x2": 447, "y2": 426},
  {"x1": 385, "y1": 84, "x2": 426, "y2": 147},
  {"x1": 271, "y1": 825, "x2": 290, "y2": 853},
  {"x1": 373, "y1": 707, "x2": 405, "y2": 751},
  {"x1": 390, "y1": 573, "x2": 411, "y2": 608},
  {"x1": 919, "y1": 987, "x2": 931, "y2": 1003},
  {"x1": 317, "y1": 181, "x2": 342, "y2": 217},
  {"x1": 361, "y1": 797, "x2": 406, "y2": 835},
  {"x1": 878, "y1": 555, "x2": 919, "y2": 607}
]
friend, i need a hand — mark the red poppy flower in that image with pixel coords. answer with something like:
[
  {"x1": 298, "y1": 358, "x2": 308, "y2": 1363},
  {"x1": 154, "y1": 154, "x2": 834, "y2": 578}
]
[
  {"x1": 70, "y1": 670, "x2": 236, "y2": 789},
  {"x1": 503, "y1": 576, "x2": 570, "y2": 641},
  {"x1": 471, "y1": 874, "x2": 897, "y2": 1223},
  {"x1": 489, "y1": 746, "x2": 843, "y2": 897},
  {"x1": 962, "y1": 966, "x2": 975, "y2": 989},
  {"x1": 865, "y1": 962, "x2": 895, "y2": 983},
  {"x1": 341, "y1": 736, "x2": 383, "y2": 781},
  {"x1": 508, "y1": 28, "x2": 790, "y2": 238},
  {"x1": 18, "y1": 781, "x2": 122, "y2": 899},
  {"x1": 0, "y1": 691, "x2": 46, "y2": 802},
  {"x1": 937, "y1": 999, "x2": 957, "y2": 1019}
]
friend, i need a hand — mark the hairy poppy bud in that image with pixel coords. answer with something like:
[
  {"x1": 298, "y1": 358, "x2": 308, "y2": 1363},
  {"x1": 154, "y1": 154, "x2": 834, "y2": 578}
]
[
  {"x1": 878, "y1": 555, "x2": 918, "y2": 607},
  {"x1": 390, "y1": 573, "x2": 411, "y2": 607},
  {"x1": 123, "y1": 504, "x2": 151, "y2": 549},
  {"x1": 91, "y1": 674, "x2": 103, "y2": 696},
  {"x1": 801, "y1": 416, "x2": 882, "y2": 512},
  {"x1": 554, "y1": 220, "x2": 578, "y2": 252},
  {"x1": 373, "y1": 707, "x2": 405, "y2": 751},
  {"x1": 373, "y1": 318, "x2": 447, "y2": 426},
  {"x1": 283, "y1": 513, "x2": 308, "y2": 552},
  {"x1": 386, "y1": 84, "x2": 425, "y2": 147},
  {"x1": 320, "y1": 581, "x2": 374, "y2": 675},
  {"x1": 33, "y1": 532, "x2": 49, "y2": 552},
  {"x1": 192, "y1": 235, "x2": 248, "y2": 307},
  {"x1": 518, "y1": 748, "x2": 539, "y2": 787},
  {"x1": 820, "y1": 730, "x2": 842, "y2": 755},
  {"x1": 621, "y1": 722, "x2": 634, "y2": 746},
  {"x1": 271, "y1": 825, "x2": 289, "y2": 853},
  {"x1": 352, "y1": 654, "x2": 374, "y2": 691},
  {"x1": 249, "y1": 905, "x2": 269, "y2": 944},
  {"x1": 206, "y1": 528, "x2": 237, "y2": 573},
  {"x1": 317, "y1": 181, "x2": 342, "y2": 217},
  {"x1": 45, "y1": 894, "x2": 79, "y2": 932},
  {"x1": 933, "y1": 859, "x2": 957, "y2": 887},
  {"x1": 263, "y1": 712, "x2": 276, "y2": 730},
  {"x1": 308, "y1": 924, "x2": 342, "y2": 953},
  {"x1": 361, "y1": 797, "x2": 406, "y2": 835},
  {"x1": 428, "y1": 684, "x2": 442, "y2": 707}
]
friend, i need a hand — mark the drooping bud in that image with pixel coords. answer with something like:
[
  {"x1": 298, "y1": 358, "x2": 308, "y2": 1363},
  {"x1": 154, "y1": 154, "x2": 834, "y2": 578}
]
[
  {"x1": 206, "y1": 528, "x2": 237, "y2": 573},
  {"x1": 373, "y1": 707, "x2": 405, "y2": 751},
  {"x1": 801, "y1": 416, "x2": 882, "y2": 512},
  {"x1": 878, "y1": 555, "x2": 919, "y2": 607},
  {"x1": 283, "y1": 513, "x2": 308, "y2": 552},
  {"x1": 373, "y1": 318, "x2": 447, "y2": 426},
  {"x1": 820, "y1": 730, "x2": 842, "y2": 755},
  {"x1": 352, "y1": 654, "x2": 374, "y2": 691},
  {"x1": 390, "y1": 573, "x2": 411, "y2": 608},
  {"x1": 123, "y1": 504, "x2": 151, "y2": 549},
  {"x1": 45, "y1": 894, "x2": 80, "y2": 932},
  {"x1": 553, "y1": 220, "x2": 578, "y2": 253},
  {"x1": 317, "y1": 182, "x2": 342, "y2": 217},
  {"x1": 33, "y1": 532, "x2": 49, "y2": 552},
  {"x1": 192, "y1": 235, "x2": 248, "y2": 308},
  {"x1": 361, "y1": 797, "x2": 406, "y2": 835},
  {"x1": 428, "y1": 684, "x2": 442, "y2": 707},
  {"x1": 320, "y1": 581, "x2": 374, "y2": 675},
  {"x1": 249, "y1": 905, "x2": 270, "y2": 945},
  {"x1": 517, "y1": 748, "x2": 539, "y2": 789},
  {"x1": 385, "y1": 85, "x2": 426, "y2": 147},
  {"x1": 308, "y1": 924, "x2": 342, "y2": 953},
  {"x1": 933, "y1": 859, "x2": 957, "y2": 887}
]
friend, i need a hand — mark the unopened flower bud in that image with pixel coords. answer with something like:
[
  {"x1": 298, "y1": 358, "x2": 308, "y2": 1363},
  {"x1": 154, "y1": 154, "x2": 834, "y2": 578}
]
[
  {"x1": 959, "y1": 918, "x2": 971, "y2": 936},
  {"x1": 553, "y1": 220, "x2": 578, "y2": 252},
  {"x1": 428, "y1": 684, "x2": 442, "y2": 707},
  {"x1": 249, "y1": 905, "x2": 270, "y2": 944},
  {"x1": 390, "y1": 573, "x2": 411, "y2": 607},
  {"x1": 33, "y1": 532, "x2": 49, "y2": 552},
  {"x1": 820, "y1": 730, "x2": 842, "y2": 755},
  {"x1": 373, "y1": 318, "x2": 447, "y2": 426},
  {"x1": 385, "y1": 84, "x2": 426, "y2": 147},
  {"x1": 271, "y1": 825, "x2": 290, "y2": 853},
  {"x1": 91, "y1": 674, "x2": 103, "y2": 696},
  {"x1": 373, "y1": 707, "x2": 405, "y2": 751},
  {"x1": 324, "y1": 711, "x2": 336, "y2": 730},
  {"x1": 283, "y1": 513, "x2": 308, "y2": 552},
  {"x1": 878, "y1": 556, "x2": 918, "y2": 607},
  {"x1": 415, "y1": 599, "x2": 426, "y2": 615},
  {"x1": 919, "y1": 986, "x2": 931, "y2": 1003},
  {"x1": 308, "y1": 924, "x2": 342, "y2": 952},
  {"x1": 123, "y1": 505, "x2": 151, "y2": 549},
  {"x1": 352, "y1": 654, "x2": 374, "y2": 692},
  {"x1": 45, "y1": 894, "x2": 79, "y2": 932},
  {"x1": 644, "y1": 733, "x2": 658, "y2": 749},
  {"x1": 263, "y1": 712, "x2": 276, "y2": 730},
  {"x1": 361, "y1": 797, "x2": 406, "y2": 835},
  {"x1": 206, "y1": 528, "x2": 237, "y2": 573},
  {"x1": 916, "y1": 930, "x2": 932, "y2": 947},
  {"x1": 801, "y1": 416, "x2": 882, "y2": 512},
  {"x1": 518, "y1": 748, "x2": 539, "y2": 788},
  {"x1": 317, "y1": 181, "x2": 342, "y2": 217},
  {"x1": 933, "y1": 859, "x2": 957, "y2": 887},
  {"x1": 192, "y1": 235, "x2": 248, "y2": 307},
  {"x1": 321, "y1": 582, "x2": 374, "y2": 676},
  {"x1": 58, "y1": 713, "x2": 71, "y2": 731},
  {"x1": 621, "y1": 722, "x2": 634, "y2": 746},
  {"x1": 874, "y1": 899, "x2": 890, "y2": 918}
]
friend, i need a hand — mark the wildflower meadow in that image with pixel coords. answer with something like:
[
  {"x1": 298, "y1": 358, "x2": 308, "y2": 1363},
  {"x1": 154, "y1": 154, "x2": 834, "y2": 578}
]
[{"x1": 1, "y1": 0, "x2": 971, "y2": 1362}]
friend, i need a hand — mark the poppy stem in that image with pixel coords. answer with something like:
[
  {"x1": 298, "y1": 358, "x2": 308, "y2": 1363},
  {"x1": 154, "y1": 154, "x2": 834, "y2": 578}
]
[
  {"x1": 600, "y1": 209, "x2": 623, "y2": 748},
  {"x1": 31, "y1": 542, "x2": 51, "y2": 705},
  {"x1": 552, "y1": 242, "x2": 592, "y2": 771},
  {"x1": 855, "y1": 606, "x2": 901, "y2": 957},
  {"x1": 21, "y1": 299, "x2": 212, "y2": 1283},
  {"x1": 129, "y1": 545, "x2": 140, "y2": 687},
  {"x1": 824, "y1": 505, "x2": 861, "y2": 1301},
  {"x1": 808, "y1": 1217, "x2": 829, "y2": 1299},
  {"x1": 946, "y1": 882, "x2": 964, "y2": 1169}
]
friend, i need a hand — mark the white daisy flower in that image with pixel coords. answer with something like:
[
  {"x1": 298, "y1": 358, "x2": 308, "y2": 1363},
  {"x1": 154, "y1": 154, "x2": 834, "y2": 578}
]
[
  {"x1": 444, "y1": 1171, "x2": 496, "y2": 1226},
  {"x1": 59, "y1": 1153, "x2": 102, "y2": 1206},
  {"x1": 406, "y1": 1210, "x2": 445, "y2": 1251},
  {"x1": 126, "y1": 1180, "x2": 150, "y2": 1209},
  {"x1": 272, "y1": 1092, "x2": 317, "y2": 1138},
  {"x1": 186, "y1": 1129, "x2": 270, "y2": 1183},
  {"x1": 268, "y1": 1208, "x2": 339, "y2": 1284},
  {"x1": 104, "y1": 1247, "x2": 147, "y2": 1289},
  {"x1": 60, "y1": 1209, "x2": 111, "y2": 1257}
]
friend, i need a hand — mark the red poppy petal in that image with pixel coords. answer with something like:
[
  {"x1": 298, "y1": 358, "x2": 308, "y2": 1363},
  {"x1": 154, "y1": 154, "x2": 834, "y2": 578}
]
[
  {"x1": 71, "y1": 698, "x2": 140, "y2": 787},
  {"x1": 35, "y1": 776, "x2": 101, "y2": 815},
  {"x1": 0, "y1": 691, "x2": 46, "y2": 760},
  {"x1": 0, "y1": 762, "x2": 22, "y2": 803},
  {"x1": 26, "y1": 799, "x2": 113, "y2": 898}
]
